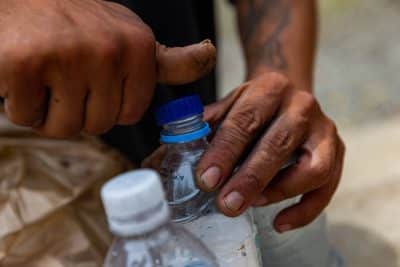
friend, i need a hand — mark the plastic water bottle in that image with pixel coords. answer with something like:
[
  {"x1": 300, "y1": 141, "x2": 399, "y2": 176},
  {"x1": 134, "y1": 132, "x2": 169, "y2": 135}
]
[
  {"x1": 154, "y1": 95, "x2": 213, "y2": 223},
  {"x1": 101, "y1": 169, "x2": 219, "y2": 267}
]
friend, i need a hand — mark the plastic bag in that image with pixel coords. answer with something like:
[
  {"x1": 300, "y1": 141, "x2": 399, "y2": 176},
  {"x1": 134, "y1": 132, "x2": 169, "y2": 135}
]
[{"x1": 0, "y1": 115, "x2": 129, "y2": 267}]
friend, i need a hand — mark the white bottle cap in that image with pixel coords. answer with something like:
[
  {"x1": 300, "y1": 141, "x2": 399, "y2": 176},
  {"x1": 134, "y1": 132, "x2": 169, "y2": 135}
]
[{"x1": 101, "y1": 169, "x2": 170, "y2": 236}]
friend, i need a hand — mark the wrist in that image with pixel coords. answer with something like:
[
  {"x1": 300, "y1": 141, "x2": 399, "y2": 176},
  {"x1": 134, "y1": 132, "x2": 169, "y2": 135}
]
[{"x1": 246, "y1": 65, "x2": 314, "y2": 93}]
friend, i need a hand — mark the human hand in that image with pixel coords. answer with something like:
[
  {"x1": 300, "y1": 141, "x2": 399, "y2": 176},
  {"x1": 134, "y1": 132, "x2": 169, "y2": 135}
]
[
  {"x1": 196, "y1": 72, "x2": 345, "y2": 232},
  {"x1": 0, "y1": 0, "x2": 215, "y2": 138}
]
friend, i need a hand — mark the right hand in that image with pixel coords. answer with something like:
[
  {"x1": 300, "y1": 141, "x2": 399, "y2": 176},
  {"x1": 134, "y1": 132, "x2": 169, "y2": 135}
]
[{"x1": 0, "y1": 0, "x2": 216, "y2": 138}]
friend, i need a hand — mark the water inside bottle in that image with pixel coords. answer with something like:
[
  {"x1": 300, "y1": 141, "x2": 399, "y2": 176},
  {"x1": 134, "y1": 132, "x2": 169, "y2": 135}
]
[{"x1": 160, "y1": 142, "x2": 214, "y2": 223}]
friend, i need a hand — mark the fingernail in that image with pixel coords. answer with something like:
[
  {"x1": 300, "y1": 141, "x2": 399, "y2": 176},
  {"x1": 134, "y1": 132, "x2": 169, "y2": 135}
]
[
  {"x1": 200, "y1": 166, "x2": 221, "y2": 189},
  {"x1": 277, "y1": 224, "x2": 292, "y2": 233},
  {"x1": 201, "y1": 39, "x2": 212, "y2": 45},
  {"x1": 224, "y1": 191, "x2": 245, "y2": 211}
]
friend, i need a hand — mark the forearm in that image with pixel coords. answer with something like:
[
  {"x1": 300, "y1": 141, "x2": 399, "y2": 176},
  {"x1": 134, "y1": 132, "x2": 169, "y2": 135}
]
[{"x1": 236, "y1": 0, "x2": 318, "y2": 92}]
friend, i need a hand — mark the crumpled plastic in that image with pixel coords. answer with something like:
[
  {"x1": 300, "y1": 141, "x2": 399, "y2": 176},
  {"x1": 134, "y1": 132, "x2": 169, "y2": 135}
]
[{"x1": 0, "y1": 115, "x2": 130, "y2": 267}]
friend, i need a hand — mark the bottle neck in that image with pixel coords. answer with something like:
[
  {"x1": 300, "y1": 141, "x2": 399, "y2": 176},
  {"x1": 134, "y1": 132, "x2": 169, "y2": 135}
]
[
  {"x1": 116, "y1": 221, "x2": 172, "y2": 243},
  {"x1": 163, "y1": 115, "x2": 205, "y2": 135},
  {"x1": 161, "y1": 115, "x2": 210, "y2": 144},
  {"x1": 109, "y1": 200, "x2": 170, "y2": 238}
]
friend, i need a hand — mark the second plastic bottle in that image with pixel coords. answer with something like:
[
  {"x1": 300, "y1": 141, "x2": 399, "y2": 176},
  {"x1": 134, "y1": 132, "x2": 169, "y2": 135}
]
[{"x1": 101, "y1": 169, "x2": 219, "y2": 267}]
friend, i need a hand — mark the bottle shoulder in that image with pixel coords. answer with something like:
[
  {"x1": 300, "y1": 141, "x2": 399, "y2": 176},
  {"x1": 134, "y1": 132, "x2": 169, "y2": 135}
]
[
  {"x1": 105, "y1": 224, "x2": 219, "y2": 267},
  {"x1": 164, "y1": 138, "x2": 209, "y2": 157}
]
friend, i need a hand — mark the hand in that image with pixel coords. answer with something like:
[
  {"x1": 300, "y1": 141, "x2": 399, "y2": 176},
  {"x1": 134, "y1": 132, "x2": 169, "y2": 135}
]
[
  {"x1": 0, "y1": 0, "x2": 215, "y2": 138},
  {"x1": 196, "y1": 72, "x2": 345, "y2": 232}
]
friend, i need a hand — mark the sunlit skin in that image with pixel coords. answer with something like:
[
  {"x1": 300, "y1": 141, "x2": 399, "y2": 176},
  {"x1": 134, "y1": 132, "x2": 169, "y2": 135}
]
[
  {"x1": 0, "y1": 0, "x2": 216, "y2": 138},
  {"x1": 144, "y1": 0, "x2": 345, "y2": 233},
  {"x1": 0, "y1": 0, "x2": 344, "y2": 233}
]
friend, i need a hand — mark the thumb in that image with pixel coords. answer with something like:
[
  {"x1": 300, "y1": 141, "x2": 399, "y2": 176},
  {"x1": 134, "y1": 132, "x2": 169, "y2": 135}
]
[{"x1": 156, "y1": 39, "x2": 216, "y2": 85}]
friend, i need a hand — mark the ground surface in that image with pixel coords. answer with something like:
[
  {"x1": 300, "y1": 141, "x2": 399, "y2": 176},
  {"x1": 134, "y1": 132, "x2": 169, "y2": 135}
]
[{"x1": 216, "y1": 1, "x2": 400, "y2": 266}]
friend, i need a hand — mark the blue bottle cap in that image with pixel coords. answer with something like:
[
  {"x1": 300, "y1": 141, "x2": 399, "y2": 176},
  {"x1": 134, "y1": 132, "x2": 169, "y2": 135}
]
[{"x1": 155, "y1": 95, "x2": 204, "y2": 125}]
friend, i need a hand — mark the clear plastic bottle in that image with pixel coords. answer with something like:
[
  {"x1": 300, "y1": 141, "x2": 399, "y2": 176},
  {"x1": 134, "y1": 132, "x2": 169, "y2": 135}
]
[
  {"x1": 155, "y1": 96, "x2": 214, "y2": 223},
  {"x1": 101, "y1": 169, "x2": 219, "y2": 267},
  {"x1": 154, "y1": 95, "x2": 300, "y2": 224}
]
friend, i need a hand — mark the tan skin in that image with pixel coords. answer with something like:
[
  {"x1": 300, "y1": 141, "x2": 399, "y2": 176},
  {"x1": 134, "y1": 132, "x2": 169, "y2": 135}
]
[
  {"x1": 199, "y1": 0, "x2": 345, "y2": 232},
  {"x1": 0, "y1": 0, "x2": 216, "y2": 138},
  {"x1": 0, "y1": 0, "x2": 344, "y2": 232},
  {"x1": 144, "y1": 0, "x2": 345, "y2": 233}
]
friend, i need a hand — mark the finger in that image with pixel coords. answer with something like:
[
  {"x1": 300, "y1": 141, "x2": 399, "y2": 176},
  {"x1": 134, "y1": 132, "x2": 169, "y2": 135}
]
[
  {"x1": 196, "y1": 74, "x2": 288, "y2": 193},
  {"x1": 141, "y1": 145, "x2": 167, "y2": 171},
  {"x1": 216, "y1": 113, "x2": 307, "y2": 217},
  {"x1": 203, "y1": 84, "x2": 248, "y2": 127},
  {"x1": 156, "y1": 40, "x2": 216, "y2": 85},
  {"x1": 118, "y1": 32, "x2": 156, "y2": 125},
  {"x1": 4, "y1": 80, "x2": 48, "y2": 127},
  {"x1": 256, "y1": 137, "x2": 337, "y2": 205},
  {"x1": 84, "y1": 49, "x2": 123, "y2": 134},
  {"x1": 273, "y1": 138, "x2": 345, "y2": 232},
  {"x1": 84, "y1": 79, "x2": 122, "y2": 135},
  {"x1": 0, "y1": 54, "x2": 47, "y2": 127},
  {"x1": 36, "y1": 81, "x2": 86, "y2": 138}
]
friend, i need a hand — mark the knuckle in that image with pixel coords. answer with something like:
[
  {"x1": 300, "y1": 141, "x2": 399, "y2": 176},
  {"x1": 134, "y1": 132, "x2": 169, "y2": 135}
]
[
  {"x1": 190, "y1": 44, "x2": 216, "y2": 73},
  {"x1": 119, "y1": 94, "x2": 152, "y2": 125},
  {"x1": 96, "y1": 37, "x2": 121, "y2": 61},
  {"x1": 266, "y1": 72, "x2": 290, "y2": 89},
  {"x1": 126, "y1": 26, "x2": 156, "y2": 53},
  {"x1": 253, "y1": 72, "x2": 288, "y2": 98},
  {"x1": 139, "y1": 32, "x2": 156, "y2": 52},
  {"x1": 297, "y1": 91, "x2": 318, "y2": 115},
  {"x1": 226, "y1": 107, "x2": 264, "y2": 138},
  {"x1": 53, "y1": 32, "x2": 84, "y2": 60},
  {"x1": 310, "y1": 160, "x2": 331, "y2": 180},
  {"x1": 260, "y1": 128, "x2": 293, "y2": 157},
  {"x1": 8, "y1": 48, "x2": 39, "y2": 73},
  {"x1": 289, "y1": 113, "x2": 310, "y2": 133},
  {"x1": 241, "y1": 169, "x2": 262, "y2": 192},
  {"x1": 210, "y1": 127, "x2": 245, "y2": 162},
  {"x1": 326, "y1": 118, "x2": 338, "y2": 136},
  {"x1": 118, "y1": 109, "x2": 142, "y2": 125}
]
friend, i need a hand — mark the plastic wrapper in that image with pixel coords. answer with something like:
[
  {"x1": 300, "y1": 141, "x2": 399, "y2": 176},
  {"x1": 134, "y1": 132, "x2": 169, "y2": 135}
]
[
  {"x1": 0, "y1": 115, "x2": 130, "y2": 267},
  {"x1": 0, "y1": 114, "x2": 264, "y2": 267}
]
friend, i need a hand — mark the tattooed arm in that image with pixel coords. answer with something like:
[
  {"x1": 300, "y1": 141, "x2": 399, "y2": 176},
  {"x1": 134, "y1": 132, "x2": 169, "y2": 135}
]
[
  {"x1": 145, "y1": 0, "x2": 344, "y2": 230},
  {"x1": 194, "y1": 0, "x2": 344, "y2": 231},
  {"x1": 237, "y1": 0, "x2": 317, "y2": 92}
]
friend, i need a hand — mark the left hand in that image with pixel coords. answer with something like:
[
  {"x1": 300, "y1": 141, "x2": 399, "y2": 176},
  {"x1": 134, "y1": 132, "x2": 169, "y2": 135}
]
[{"x1": 143, "y1": 72, "x2": 345, "y2": 233}]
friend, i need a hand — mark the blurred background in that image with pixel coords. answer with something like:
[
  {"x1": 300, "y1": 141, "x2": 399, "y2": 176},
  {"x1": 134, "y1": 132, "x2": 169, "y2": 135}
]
[{"x1": 215, "y1": 0, "x2": 400, "y2": 266}]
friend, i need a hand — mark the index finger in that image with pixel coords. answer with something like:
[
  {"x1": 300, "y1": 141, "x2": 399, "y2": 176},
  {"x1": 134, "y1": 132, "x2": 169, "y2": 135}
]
[
  {"x1": 196, "y1": 74, "x2": 288, "y2": 192},
  {"x1": 216, "y1": 113, "x2": 307, "y2": 217}
]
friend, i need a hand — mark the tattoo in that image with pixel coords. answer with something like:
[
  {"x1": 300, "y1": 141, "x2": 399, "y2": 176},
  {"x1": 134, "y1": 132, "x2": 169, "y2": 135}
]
[{"x1": 239, "y1": 0, "x2": 291, "y2": 71}]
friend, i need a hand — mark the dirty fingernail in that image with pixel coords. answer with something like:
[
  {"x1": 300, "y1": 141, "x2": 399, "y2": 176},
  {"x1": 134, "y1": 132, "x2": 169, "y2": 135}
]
[
  {"x1": 277, "y1": 224, "x2": 292, "y2": 233},
  {"x1": 201, "y1": 39, "x2": 212, "y2": 45},
  {"x1": 224, "y1": 191, "x2": 245, "y2": 211},
  {"x1": 200, "y1": 166, "x2": 221, "y2": 189}
]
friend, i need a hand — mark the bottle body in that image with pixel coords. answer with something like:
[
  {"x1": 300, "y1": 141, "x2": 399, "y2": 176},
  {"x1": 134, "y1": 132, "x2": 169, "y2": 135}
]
[
  {"x1": 160, "y1": 138, "x2": 214, "y2": 223},
  {"x1": 104, "y1": 223, "x2": 218, "y2": 267}
]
